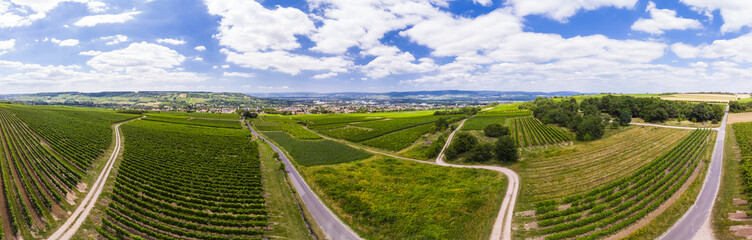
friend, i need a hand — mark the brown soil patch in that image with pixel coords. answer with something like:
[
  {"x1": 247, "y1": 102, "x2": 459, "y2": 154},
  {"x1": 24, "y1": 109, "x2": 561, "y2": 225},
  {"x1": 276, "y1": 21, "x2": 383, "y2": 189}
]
[
  {"x1": 557, "y1": 203, "x2": 571, "y2": 211},
  {"x1": 516, "y1": 210, "x2": 535, "y2": 217},
  {"x1": 524, "y1": 222, "x2": 538, "y2": 230},
  {"x1": 735, "y1": 198, "x2": 749, "y2": 206},
  {"x1": 730, "y1": 211, "x2": 752, "y2": 221},
  {"x1": 729, "y1": 113, "x2": 752, "y2": 124},
  {"x1": 731, "y1": 225, "x2": 752, "y2": 239}
]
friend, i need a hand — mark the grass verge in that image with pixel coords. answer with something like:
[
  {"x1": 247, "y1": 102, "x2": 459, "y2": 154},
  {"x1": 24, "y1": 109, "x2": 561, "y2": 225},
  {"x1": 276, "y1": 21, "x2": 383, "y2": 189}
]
[{"x1": 711, "y1": 124, "x2": 749, "y2": 239}]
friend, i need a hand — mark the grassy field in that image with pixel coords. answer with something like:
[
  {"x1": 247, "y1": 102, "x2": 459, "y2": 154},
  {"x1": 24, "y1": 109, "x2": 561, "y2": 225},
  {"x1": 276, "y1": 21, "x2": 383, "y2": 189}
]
[
  {"x1": 261, "y1": 131, "x2": 372, "y2": 166},
  {"x1": 299, "y1": 157, "x2": 506, "y2": 240},
  {"x1": 257, "y1": 140, "x2": 313, "y2": 240},
  {"x1": 713, "y1": 122, "x2": 752, "y2": 239}
]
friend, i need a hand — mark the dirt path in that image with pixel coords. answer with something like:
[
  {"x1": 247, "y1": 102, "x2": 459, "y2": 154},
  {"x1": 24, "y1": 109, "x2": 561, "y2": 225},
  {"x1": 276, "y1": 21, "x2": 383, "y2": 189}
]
[
  {"x1": 46, "y1": 118, "x2": 134, "y2": 240},
  {"x1": 311, "y1": 119, "x2": 519, "y2": 240}
]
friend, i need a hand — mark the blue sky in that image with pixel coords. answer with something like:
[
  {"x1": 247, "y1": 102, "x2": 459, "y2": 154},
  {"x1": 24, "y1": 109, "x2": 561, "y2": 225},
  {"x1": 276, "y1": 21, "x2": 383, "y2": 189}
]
[{"x1": 0, "y1": 0, "x2": 751, "y2": 94}]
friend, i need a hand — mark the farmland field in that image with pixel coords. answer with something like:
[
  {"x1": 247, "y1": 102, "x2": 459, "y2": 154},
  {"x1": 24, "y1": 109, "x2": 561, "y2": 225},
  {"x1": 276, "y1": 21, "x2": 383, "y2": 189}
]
[
  {"x1": 144, "y1": 114, "x2": 242, "y2": 129},
  {"x1": 0, "y1": 104, "x2": 137, "y2": 239},
  {"x1": 300, "y1": 157, "x2": 506, "y2": 239},
  {"x1": 98, "y1": 120, "x2": 267, "y2": 239},
  {"x1": 261, "y1": 131, "x2": 372, "y2": 166},
  {"x1": 509, "y1": 116, "x2": 571, "y2": 148},
  {"x1": 517, "y1": 126, "x2": 692, "y2": 202},
  {"x1": 461, "y1": 110, "x2": 531, "y2": 131},
  {"x1": 521, "y1": 129, "x2": 712, "y2": 240}
]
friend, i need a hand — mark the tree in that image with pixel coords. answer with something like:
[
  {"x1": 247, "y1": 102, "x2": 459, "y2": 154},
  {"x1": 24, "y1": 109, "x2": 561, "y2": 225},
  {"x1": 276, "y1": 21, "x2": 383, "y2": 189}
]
[
  {"x1": 576, "y1": 115, "x2": 605, "y2": 141},
  {"x1": 467, "y1": 143, "x2": 494, "y2": 162},
  {"x1": 241, "y1": 110, "x2": 258, "y2": 119},
  {"x1": 450, "y1": 132, "x2": 477, "y2": 154},
  {"x1": 434, "y1": 117, "x2": 449, "y2": 131},
  {"x1": 618, "y1": 108, "x2": 632, "y2": 126},
  {"x1": 494, "y1": 136, "x2": 518, "y2": 162},
  {"x1": 484, "y1": 123, "x2": 510, "y2": 137}
]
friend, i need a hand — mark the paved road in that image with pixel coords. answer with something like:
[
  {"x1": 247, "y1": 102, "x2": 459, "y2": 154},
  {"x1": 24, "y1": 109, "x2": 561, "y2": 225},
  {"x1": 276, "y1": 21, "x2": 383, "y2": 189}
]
[
  {"x1": 247, "y1": 121, "x2": 362, "y2": 240},
  {"x1": 434, "y1": 119, "x2": 519, "y2": 240},
  {"x1": 660, "y1": 106, "x2": 729, "y2": 240},
  {"x1": 48, "y1": 119, "x2": 132, "y2": 240}
]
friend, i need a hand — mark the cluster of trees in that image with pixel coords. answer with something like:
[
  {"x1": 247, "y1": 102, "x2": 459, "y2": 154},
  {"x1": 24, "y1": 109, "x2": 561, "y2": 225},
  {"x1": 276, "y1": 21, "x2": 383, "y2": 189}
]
[
  {"x1": 446, "y1": 124, "x2": 517, "y2": 162},
  {"x1": 528, "y1": 95, "x2": 725, "y2": 141},
  {"x1": 259, "y1": 108, "x2": 292, "y2": 115},
  {"x1": 433, "y1": 106, "x2": 482, "y2": 116},
  {"x1": 730, "y1": 101, "x2": 752, "y2": 113},
  {"x1": 432, "y1": 117, "x2": 450, "y2": 133},
  {"x1": 237, "y1": 109, "x2": 258, "y2": 119}
]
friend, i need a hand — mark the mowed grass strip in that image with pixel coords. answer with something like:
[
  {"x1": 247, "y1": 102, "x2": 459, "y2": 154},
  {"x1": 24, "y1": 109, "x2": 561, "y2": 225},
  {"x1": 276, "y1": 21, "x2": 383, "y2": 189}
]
[
  {"x1": 519, "y1": 126, "x2": 691, "y2": 202},
  {"x1": 300, "y1": 157, "x2": 506, "y2": 240},
  {"x1": 262, "y1": 131, "x2": 372, "y2": 166}
]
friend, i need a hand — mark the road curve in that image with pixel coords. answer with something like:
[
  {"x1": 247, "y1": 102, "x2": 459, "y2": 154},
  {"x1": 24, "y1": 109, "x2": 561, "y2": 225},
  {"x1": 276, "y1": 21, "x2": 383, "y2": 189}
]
[
  {"x1": 659, "y1": 106, "x2": 729, "y2": 240},
  {"x1": 435, "y1": 119, "x2": 520, "y2": 240},
  {"x1": 47, "y1": 119, "x2": 130, "y2": 240},
  {"x1": 247, "y1": 121, "x2": 363, "y2": 240}
]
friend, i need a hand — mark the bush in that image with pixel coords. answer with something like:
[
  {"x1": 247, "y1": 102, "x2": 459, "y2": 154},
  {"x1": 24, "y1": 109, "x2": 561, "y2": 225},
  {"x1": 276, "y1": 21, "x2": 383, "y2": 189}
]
[
  {"x1": 484, "y1": 123, "x2": 510, "y2": 137},
  {"x1": 576, "y1": 115, "x2": 605, "y2": 141},
  {"x1": 494, "y1": 136, "x2": 518, "y2": 162},
  {"x1": 467, "y1": 143, "x2": 494, "y2": 162},
  {"x1": 450, "y1": 132, "x2": 477, "y2": 154}
]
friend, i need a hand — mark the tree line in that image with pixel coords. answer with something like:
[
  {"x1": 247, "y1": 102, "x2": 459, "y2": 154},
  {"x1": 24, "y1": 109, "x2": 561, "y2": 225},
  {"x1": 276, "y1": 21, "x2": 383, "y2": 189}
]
[{"x1": 526, "y1": 95, "x2": 724, "y2": 141}]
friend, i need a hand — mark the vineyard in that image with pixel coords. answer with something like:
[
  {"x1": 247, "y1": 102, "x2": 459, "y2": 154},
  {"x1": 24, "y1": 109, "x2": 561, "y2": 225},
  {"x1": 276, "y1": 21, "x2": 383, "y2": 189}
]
[
  {"x1": 527, "y1": 129, "x2": 712, "y2": 240},
  {"x1": 732, "y1": 122, "x2": 752, "y2": 207},
  {"x1": 461, "y1": 110, "x2": 531, "y2": 131},
  {"x1": 4, "y1": 104, "x2": 138, "y2": 169},
  {"x1": 98, "y1": 120, "x2": 267, "y2": 240},
  {"x1": 144, "y1": 114, "x2": 241, "y2": 129},
  {"x1": 0, "y1": 104, "x2": 136, "y2": 239},
  {"x1": 509, "y1": 116, "x2": 571, "y2": 148},
  {"x1": 262, "y1": 131, "x2": 372, "y2": 166},
  {"x1": 247, "y1": 118, "x2": 321, "y2": 140}
]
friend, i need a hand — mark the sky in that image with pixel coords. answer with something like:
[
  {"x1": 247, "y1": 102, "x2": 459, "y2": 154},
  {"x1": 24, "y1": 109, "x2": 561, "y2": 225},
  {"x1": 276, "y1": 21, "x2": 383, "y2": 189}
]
[{"x1": 0, "y1": 0, "x2": 752, "y2": 94}]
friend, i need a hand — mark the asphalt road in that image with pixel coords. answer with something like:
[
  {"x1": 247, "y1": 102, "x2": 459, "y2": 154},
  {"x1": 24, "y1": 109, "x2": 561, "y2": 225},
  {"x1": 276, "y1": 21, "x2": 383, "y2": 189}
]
[
  {"x1": 247, "y1": 122, "x2": 362, "y2": 240},
  {"x1": 660, "y1": 106, "x2": 729, "y2": 240}
]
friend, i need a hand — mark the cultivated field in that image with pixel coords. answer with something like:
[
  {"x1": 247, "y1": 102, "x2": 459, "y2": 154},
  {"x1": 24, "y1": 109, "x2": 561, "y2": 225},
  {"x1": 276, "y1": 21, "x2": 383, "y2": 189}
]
[
  {"x1": 509, "y1": 116, "x2": 571, "y2": 148},
  {"x1": 525, "y1": 129, "x2": 713, "y2": 239},
  {"x1": 660, "y1": 93, "x2": 744, "y2": 103},
  {"x1": 144, "y1": 113, "x2": 242, "y2": 129},
  {"x1": 261, "y1": 131, "x2": 373, "y2": 166},
  {"x1": 0, "y1": 104, "x2": 137, "y2": 239},
  {"x1": 98, "y1": 120, "x2": 267, "y2": 239},
  {"x1": 728, "y1": 112, "x2": 752, "y2": 124},
  {"x1": 517, "y1": 126, "x2": 692, "y2": 202}
]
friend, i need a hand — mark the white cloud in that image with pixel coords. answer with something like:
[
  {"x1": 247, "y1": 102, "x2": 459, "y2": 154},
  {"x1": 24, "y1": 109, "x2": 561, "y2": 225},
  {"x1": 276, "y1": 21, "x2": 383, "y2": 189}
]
[
  {"x1": 193, "y1": 56, "x2": 203, "y2": 62},
  {"x1": 100, "y1": 35, "x2": 128, "y2": 45},
  {"x1": 79, "y1": 50, "x2": 102, "y2": 56},
  {"x1": 47, "y1": 38, "x2": 79, "y2": 47},
  {"x1": 631, "y1": 2, "x2": 702, "y2": 34},
  {"x1": 221, "y1": 49, "x2": 350, "y2": 75},
  {"x1": 307, "y1": 0, "x2": 443, "y2": 54},
  {"x1": 313, "y1": 72, "x2": 338, "y2": 79},
  {"x1": 86, "y1": 42, "x2": 185, "y2": 73},
  {"x1": 205, "y1": 0, "x2": 352, "y2": 75},
  {"x1": 223, "y1": 72, "x2": 255, "y2": 78},
  {"x1": 473, "y1": 0, "x2": 492, "y2": 6},
  {"x1": 0, "y1": 39, "x2": 15, "y2": 50},
  {"x1": 194, "y1": 45, "x2": 206, "y2": 51},
  {"x1": 690, "y1": 61, "x2": 708, "y2": 68},
  {"x1": 506, "y1": 0, "x2": 637, "y2": 22},
  {"x1": 362, "y1": 45, "x2": 437, "y2": 78},
  {"x1": 157, "y1": 38, "x2": 186, "y2": 45},
  {"x1": 74, "y1": 11, "x2": 140, "y2": 27},
  {"x1": 206, "y1": 0, "x2": 314, "y2": 52},
  {"x1": 672, "y1": 33, "x2": 752, "y2": 63},
  {"x1": 221, "y1": 64, "x2": 230, "y2": 69},
  {"x1": 86, "y1": 1, "x2": 108, "y2": 13},
  {"x1": 680, "y1": 0, "x2": 752, "y2": 33}
]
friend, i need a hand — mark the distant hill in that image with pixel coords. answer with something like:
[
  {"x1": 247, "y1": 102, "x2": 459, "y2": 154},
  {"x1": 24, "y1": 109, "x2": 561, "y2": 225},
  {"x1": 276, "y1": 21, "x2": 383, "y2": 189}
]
[
  {"x1": 249, "y1": 90, "x2": 585, "y2": 102},
  {"x1": 0, "y1": 91, "x2": 284, "y2": 109}
]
